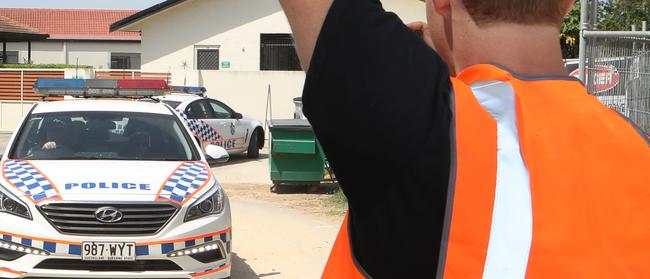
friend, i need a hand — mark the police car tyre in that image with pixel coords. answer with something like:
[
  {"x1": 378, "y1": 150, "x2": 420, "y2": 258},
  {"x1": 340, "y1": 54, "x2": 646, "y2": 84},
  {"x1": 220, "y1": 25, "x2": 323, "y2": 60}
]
[{"x1": 247, "y1": 129, "x2": 260, "y2": 158}]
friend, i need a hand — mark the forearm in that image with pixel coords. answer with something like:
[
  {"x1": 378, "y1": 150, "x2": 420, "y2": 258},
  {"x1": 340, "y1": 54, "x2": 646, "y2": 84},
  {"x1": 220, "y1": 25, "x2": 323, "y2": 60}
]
[{"x1": 279, "y1": 0, "x2": 333, "y2": 71}]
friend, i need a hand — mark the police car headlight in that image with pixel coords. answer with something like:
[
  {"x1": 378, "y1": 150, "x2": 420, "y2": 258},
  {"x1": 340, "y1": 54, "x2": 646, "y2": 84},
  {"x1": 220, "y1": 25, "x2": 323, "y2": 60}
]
[
  {"x1": 0, "y1": 185, "x2": 31, "y2": 220},
  {"x1": 185, "y1": 183, "x2": 224, "y2": 222}
]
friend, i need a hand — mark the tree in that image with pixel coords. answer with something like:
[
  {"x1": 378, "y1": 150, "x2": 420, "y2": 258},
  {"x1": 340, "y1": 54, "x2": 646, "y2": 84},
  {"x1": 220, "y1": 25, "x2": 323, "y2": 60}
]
[
  {"x1": 599, "y1": 0, "x2": 650, "y2": 31},
  {"x1": 561, "y1": 0, "x2": 650, "y2": 59},
  {"x1": 561, "y1": 3, "x2": 582, "y2": 59}
]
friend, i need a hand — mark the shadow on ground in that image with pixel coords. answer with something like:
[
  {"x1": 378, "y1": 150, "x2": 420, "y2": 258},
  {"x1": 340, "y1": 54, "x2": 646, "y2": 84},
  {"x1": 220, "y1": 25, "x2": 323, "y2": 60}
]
[
  {"x1": 216, "y1": 153, "x2": 270, "y2": 168},
  {"x1": 271, "y1": 182, "x2": 339, "y2": 195},
  {"x1": 231, "y1": 252, "x2": 281, "y2": 279}
]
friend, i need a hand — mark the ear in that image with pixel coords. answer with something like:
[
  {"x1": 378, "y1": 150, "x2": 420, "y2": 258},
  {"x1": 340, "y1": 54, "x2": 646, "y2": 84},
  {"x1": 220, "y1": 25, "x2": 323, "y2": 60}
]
[
  {"x1": 432, "y1": 0, "x2": 451, "y2": 16},
  {"x1": 563, "y1": 0, "x2": 575, "y2": 17}
]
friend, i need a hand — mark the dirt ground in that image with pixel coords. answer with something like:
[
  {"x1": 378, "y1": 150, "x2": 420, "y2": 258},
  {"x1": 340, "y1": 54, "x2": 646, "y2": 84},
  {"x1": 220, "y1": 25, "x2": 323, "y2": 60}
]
[{"x1": 214, "y1": 149, "x2": 345, "y2": 279}]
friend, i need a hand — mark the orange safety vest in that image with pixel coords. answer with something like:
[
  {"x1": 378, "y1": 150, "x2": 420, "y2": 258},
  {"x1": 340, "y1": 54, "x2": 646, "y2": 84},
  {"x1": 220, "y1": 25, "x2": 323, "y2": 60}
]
[{"x1": 322, "y1": 64, "x2": 650, "y2": 279}]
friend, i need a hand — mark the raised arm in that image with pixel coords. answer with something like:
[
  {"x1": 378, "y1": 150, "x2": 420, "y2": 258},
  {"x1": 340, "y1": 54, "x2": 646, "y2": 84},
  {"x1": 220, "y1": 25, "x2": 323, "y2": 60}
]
[{"x1": 278, "y1": 0, "x2": 333, "y2": 70}]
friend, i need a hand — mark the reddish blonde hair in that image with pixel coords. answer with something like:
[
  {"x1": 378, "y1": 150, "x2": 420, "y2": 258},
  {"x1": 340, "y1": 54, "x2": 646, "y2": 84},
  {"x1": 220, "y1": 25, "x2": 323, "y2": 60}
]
[{"x1": 462, "y1": 0, "x2": 571, "y2": 25}]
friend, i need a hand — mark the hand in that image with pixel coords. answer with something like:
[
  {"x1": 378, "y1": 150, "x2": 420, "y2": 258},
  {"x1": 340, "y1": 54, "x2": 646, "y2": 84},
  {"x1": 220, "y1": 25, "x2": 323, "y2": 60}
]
[
  {"x1": 406, "y1": 22, "x2": 435, "y2": 50},
  {"x1": 42, "y1": 141, "x2": 57, "y2": 150}
]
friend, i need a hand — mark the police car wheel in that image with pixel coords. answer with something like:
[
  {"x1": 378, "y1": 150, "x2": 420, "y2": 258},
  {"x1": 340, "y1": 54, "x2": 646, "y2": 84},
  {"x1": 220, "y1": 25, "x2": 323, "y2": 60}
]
[{"x1": 247, "y1": 129, "x2": 260, "y2": 158}]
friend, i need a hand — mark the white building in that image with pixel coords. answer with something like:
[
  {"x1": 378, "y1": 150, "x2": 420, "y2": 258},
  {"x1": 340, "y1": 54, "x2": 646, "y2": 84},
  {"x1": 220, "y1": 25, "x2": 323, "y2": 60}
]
[
  {"x1": 112, "y1": 0, "x2": 426, "y2": 122},
  {"x1": 0, "y1": 8, "x2": 141, "y2": 69}
]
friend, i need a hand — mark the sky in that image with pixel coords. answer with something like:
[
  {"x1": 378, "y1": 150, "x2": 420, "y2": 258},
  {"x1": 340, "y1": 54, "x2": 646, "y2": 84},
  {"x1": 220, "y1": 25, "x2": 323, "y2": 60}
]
[{"x1": 0, "y1": 0, "x2": 165, "y2": 9}]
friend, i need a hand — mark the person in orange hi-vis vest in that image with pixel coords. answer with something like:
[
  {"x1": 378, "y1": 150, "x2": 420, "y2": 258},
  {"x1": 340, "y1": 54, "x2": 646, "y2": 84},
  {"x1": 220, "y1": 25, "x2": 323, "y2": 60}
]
[{"x1": 278, "y1": 0, "x2": 650, "y2": 278}]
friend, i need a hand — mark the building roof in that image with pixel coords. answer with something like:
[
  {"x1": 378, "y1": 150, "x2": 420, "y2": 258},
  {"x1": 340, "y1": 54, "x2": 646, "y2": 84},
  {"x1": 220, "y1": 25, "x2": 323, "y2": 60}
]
[
  {"x1": 0, "y1": 8, "x2": 140, "y2": 41},
  {"x1": 0, "y1": 15, "x2": 49, "y2": 41},
  {"x1": 111, "y1": 0, "x2": 187, "y2": 32}
]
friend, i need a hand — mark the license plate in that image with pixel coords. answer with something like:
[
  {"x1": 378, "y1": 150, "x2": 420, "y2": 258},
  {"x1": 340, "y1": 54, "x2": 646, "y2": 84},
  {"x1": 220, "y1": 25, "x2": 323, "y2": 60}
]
[{"x1": 81, "y1": 242, "x2": 136, "y2": 261}]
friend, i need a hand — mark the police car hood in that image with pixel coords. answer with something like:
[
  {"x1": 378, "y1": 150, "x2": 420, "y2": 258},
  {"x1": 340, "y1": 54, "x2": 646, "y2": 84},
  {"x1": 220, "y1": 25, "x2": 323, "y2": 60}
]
[{"x1": 4, "y1": 160, "x2": 213, "y2": 202}]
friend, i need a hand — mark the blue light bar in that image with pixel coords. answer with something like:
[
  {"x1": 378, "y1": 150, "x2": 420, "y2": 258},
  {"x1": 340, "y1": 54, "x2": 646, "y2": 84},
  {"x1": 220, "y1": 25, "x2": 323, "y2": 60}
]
[
  {"x1": 34, "y1": 79, "x2": 85, "y2": 96},
  {"x1": 171, "y1": 86, "x2": 207, "y2": 95}
]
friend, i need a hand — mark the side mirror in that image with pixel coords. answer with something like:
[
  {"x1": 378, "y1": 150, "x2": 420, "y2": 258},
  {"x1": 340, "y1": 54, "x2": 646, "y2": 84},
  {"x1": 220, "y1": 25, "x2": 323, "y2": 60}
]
[
  {"x1": 205, "y1": 144, "x2": 229, "y2": 164},
  {"x1": 232, "y1": 112, "x2": 243, "y2": 119}
]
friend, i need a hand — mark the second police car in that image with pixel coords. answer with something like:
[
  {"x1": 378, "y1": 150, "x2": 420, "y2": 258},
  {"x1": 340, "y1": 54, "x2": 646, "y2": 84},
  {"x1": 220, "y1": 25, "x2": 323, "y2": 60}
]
[
  {"x1": 153, "y1": 87, "x2": 265, "y2": 158},
  {"x1": 0, "y1": 79, "x2": 232, "y2": 278}
]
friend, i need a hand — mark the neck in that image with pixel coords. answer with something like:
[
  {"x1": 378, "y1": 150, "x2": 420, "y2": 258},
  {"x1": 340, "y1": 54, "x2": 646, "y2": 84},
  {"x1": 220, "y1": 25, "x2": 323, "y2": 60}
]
[{"x1": 452, "y1": 23, "x2": 566, "y2": 76}]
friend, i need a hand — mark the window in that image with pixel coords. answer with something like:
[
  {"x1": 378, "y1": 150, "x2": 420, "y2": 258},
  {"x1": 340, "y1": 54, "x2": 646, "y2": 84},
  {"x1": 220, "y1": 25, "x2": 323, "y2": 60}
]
[
  {"x1": 196, "y1": 48, "x2": 220, "y2": 70},
  {"x1": 260, "y1": 34, "x2": 301, "y2": 71},
  {"x1": 208, "y1": 100, "x2": 233, "y2": 119},
  {"x1": 162, "y1": 100, "x2": 182, "y2": 109},
  {"x1": 185, "y1": 100, "x2": 212, "y2": 119},
  {"x1": 0, "y1": 51, "x2": 19, "y2": 64},
  {"x1": 110, "y1": 53, "x2": 141, "y2": 69}
]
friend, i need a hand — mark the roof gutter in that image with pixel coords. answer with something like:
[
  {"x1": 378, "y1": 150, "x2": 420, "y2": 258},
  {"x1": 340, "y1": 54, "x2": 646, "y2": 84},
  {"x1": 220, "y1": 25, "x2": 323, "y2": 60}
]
[{"x1": 110, "y1": 0, "x2": 187, "y2": 32}]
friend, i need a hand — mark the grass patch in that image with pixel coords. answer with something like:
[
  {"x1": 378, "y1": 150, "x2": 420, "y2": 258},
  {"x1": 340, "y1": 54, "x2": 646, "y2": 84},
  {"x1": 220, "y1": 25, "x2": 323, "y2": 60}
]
[
  {"x1": 324, "y1": 188, "x2": 347, "y2": 216},
  {"x1": 0, "y1": 64, "x2": 93, "y2": 69}
]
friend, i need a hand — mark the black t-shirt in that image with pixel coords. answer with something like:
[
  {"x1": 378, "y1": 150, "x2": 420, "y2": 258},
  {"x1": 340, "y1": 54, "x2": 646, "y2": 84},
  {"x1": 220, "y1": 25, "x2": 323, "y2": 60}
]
[{"x1": 302, "y1": 0, "x2": 452, "y2": 278}]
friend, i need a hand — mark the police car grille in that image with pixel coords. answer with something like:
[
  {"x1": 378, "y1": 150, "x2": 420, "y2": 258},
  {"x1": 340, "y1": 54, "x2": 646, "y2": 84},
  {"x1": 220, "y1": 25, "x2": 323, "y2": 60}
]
[{"x1": 39, "y1": 203, "x2": 178, "y2": 235}]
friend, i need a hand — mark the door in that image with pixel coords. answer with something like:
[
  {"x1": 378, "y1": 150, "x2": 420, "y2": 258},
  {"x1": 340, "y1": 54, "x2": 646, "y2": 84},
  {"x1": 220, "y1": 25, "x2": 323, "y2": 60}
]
[
  {"x1": 184, "y1": 99, "x2": 225, "y2": 150},
  {"x1": 206, "y1": 99, "x2": 247, "y2": 151}
]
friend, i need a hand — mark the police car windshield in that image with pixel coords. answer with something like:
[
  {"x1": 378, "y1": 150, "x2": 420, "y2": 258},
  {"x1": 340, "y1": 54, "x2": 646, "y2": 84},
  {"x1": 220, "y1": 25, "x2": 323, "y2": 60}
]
[{"x1": 10, "y1": 111, "x2": 197, "y2": 161}]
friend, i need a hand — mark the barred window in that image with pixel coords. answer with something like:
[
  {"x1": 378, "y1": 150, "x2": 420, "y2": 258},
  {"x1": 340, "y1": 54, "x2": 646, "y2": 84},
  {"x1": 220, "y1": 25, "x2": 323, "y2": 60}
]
[
  {"x1": 260, "y1": 34, "x2": 301, "y2": 71},
  {"x1": 111, "y1": 53, "x2": 140, "y2": 69},
  {"x1": 196, "y1": 49, "x2": 220, "y2": 70}
]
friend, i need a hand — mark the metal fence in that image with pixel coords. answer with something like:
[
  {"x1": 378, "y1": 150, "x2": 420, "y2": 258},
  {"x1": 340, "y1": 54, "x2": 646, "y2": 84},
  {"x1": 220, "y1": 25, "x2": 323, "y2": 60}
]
[
  {"x1": 94, "y1": 70, "x2": 171, "y2": 83},
  {"x1": 578, "y1": 0, "x2": 650, "y2": 133},
  {"x1": 584, "y1": 36, "x2": 650, "y2": 132}
]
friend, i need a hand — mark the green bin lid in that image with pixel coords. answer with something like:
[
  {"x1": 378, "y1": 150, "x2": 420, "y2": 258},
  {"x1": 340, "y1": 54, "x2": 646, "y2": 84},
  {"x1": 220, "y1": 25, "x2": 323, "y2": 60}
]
[{"x1": 270, "y1": 119, "x2": 312, "y2": 130}]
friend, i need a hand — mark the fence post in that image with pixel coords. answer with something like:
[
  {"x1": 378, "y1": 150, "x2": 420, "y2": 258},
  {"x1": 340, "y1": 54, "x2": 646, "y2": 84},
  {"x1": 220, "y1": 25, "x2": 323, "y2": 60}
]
[
  {"x1": 132, "y1": 71, "x2": 135, "y2": 80},
  {"x1": 20, "y1": 69, "x2": 24, "y2": 116},
  {"x1": 578, "y1": 0, "x2": 589, "y2": 82},
  {"x1": 641, "y1": 20, "x2": 648, "y2": 52}
]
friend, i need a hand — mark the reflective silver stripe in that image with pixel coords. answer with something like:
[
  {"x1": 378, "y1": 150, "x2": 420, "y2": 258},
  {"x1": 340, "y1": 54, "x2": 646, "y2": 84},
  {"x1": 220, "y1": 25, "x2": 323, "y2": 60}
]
[{"x1": 469, "y1": 81, "x2": 533, "y2": 279}]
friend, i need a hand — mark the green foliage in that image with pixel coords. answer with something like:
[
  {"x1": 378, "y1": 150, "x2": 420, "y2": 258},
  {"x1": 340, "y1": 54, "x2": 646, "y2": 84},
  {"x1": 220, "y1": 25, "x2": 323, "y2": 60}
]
[
  {"x1": 561, "y1": 0, "x2": 650, "y2": 59},
  {"x1": 561, "y1": 3, "x2": 582, "y2": 59},
  {"x1": 0, "y1": 64, "x2": 93, "y2": 69},
  {"x1": 599, "y1": 0, "x2": 650, "y2": 31}
]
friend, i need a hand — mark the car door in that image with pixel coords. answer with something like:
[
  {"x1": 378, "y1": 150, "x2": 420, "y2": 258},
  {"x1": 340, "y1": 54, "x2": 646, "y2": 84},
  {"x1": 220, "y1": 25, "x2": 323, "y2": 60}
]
[
  {"x1": 184, "y1": 99, "x2": 227, "y2": 149},
  {"x1": 206, "y1": 99, "x2": 247, "y2": 151}
]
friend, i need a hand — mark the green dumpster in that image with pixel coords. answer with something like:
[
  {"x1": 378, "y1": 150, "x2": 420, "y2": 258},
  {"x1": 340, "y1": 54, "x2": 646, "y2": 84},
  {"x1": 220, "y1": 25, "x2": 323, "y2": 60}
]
[{"x1": 269, "y1": 119, "x2": 326, "y2": 186}]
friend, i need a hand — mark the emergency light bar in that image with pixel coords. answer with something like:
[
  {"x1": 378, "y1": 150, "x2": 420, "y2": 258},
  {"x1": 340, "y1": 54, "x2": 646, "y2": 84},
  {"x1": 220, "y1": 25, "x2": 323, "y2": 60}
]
[
  {"x1": 171, "y1": 86, "x2": 207, "y2": 96},
  {"x1": 34, "y1": 79, "x2": 170, "y2": 97}
]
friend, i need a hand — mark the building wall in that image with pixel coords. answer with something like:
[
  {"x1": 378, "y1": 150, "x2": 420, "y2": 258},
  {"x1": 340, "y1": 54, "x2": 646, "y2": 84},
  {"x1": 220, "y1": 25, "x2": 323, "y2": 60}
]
[
  {"x1": 6, "y1": 41, "x2": 141, "y2": 69},
  {"x1": 139, "y1": 0, "x2": 425, "y2": 73},
  {"x1": 134, "y1": 0, "x2": 425, "y2": 120}
]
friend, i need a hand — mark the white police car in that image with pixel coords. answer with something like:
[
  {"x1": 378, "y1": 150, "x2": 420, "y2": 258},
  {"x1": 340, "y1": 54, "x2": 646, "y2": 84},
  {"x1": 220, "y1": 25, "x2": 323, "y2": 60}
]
[
  {"x1": 0, "y1": 79, "x2": 232, "y2": 278},
  {"x1": 153, "y1": 87, "x2": 264, "y2": 158}
]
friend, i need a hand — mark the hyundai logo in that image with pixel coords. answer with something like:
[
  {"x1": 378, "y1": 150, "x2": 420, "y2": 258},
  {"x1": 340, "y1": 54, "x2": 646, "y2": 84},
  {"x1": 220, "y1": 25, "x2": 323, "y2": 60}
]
[{"x1": 94, "y1": 207, "x2": 124, "y2": 223}]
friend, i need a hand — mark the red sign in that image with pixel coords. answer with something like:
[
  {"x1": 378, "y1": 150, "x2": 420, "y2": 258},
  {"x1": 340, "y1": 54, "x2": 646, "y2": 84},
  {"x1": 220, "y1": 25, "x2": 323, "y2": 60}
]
[{"x1": 569, "y1": 65, "x2": 620, "y2": 93}]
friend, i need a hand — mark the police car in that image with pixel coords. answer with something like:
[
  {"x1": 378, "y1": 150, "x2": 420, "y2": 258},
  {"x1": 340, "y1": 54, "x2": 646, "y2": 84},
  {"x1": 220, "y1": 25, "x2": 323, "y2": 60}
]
[
  {"x1": 0, "y1": 79, "x2": 232, "y2": 278},
  {"x1": 153, "y1": 87, "x2": 264, "y2": 158}
]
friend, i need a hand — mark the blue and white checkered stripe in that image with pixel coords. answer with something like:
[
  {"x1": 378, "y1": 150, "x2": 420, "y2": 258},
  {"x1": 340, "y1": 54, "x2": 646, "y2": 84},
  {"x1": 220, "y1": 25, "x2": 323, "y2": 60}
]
[
  {"x1": 2, "y1": 160, "x2": 60, "y2": 203},
  {"x1": 1, "y1": 229, "x2": 231, "y2": 257},
  {"x1": 136, "y1": 229, "x2": 232, "y2": 256},
  {"x1": 176, "y1": 110, "x2": 222, "y2": 142},
  {"x1": 157, "y1": 161, "x2": 211, "y2": 205},
  {"x1": 1, "y1": 233, "x2": 80, "y2": 255}
]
